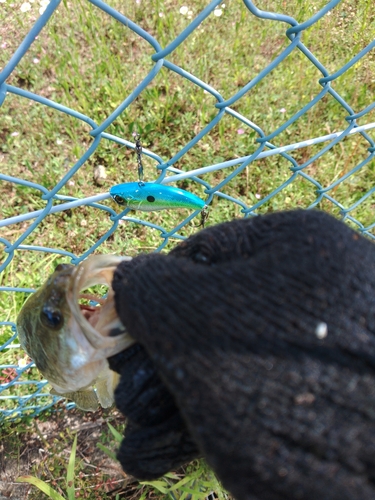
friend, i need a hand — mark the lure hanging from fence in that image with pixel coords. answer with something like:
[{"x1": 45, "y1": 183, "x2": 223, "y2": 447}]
[
  {"x1": 110, "y1": 181, "x2": 206, "y2": 212},
  {"x1": 110, "y1": 134, "x2": 208, "y2": 219}
]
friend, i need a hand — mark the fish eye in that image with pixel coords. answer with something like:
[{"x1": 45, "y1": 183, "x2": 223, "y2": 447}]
[
  {"x1": 113, "y1": 195, "x2": 125, "y2": 205},
  {"x1": 40, "y1": 309, "x2": 64, "y2": 330},
  {"x1": 147, "y1": 195, "x2": 155, "y2": 203}
]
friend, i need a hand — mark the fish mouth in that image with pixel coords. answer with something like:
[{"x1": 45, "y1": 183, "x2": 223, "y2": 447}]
[{"x1": 66, "y1": 255, "x2": 135, "y2": 358}]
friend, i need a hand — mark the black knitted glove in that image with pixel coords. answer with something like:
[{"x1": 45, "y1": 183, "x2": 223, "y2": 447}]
[
  {"x1": 108, "y1": 257, "x2": 200, "y2": 479},
  {"x1": 109, "y1": 210, "x2": 375, "y2": 500}
]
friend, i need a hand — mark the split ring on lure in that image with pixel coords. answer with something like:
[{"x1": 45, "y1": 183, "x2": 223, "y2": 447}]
[{"x1": 110, "y1": 182, "x2": 206, "y2": 213}]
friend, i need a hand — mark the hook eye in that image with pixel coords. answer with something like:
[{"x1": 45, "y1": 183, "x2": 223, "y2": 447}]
[{"x1": 113, "y1": 195, "x2": 126, "y2": 205}]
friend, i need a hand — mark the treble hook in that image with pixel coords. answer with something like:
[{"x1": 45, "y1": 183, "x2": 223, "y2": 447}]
[{"x1": 192, "y1": 206, "x2": 209, "y2": 228}]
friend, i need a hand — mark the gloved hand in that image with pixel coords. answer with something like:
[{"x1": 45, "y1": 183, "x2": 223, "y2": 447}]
[
  {"x1": 108, "y1": 210, "x2": 375, "y2": 500},
  {"x1": 107, "y1": 335, "x2": 200, "y2": 479}
]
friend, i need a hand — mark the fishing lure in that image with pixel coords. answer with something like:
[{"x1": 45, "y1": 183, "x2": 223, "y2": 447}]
[
  {"x1": 110, "y1": 182, "x2": 206, "y2": 212},
  {"x1": 110, "y1": 133, "x2": 208, "y2": 222}
]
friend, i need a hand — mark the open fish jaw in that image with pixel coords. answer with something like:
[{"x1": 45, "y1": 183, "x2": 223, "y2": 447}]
[
  {"x1": 57, "y1": 254, "x2": 136, "y2": 389},
  {"x1": 67, "y1": 254, "x2": 135, "y2": 355}
]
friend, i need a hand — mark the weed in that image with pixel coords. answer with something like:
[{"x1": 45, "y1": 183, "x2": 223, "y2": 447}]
[{"x1": 17, "y1": 434, "x2": 78, "y2": 500}]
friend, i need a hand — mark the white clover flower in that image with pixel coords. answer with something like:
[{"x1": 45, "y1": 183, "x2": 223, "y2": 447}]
[
  {"x1": 38, "y1": 0, "x2": 49, "y2": 13},
  {"x1": 0, "y1": 0, "x2": 7, "y2": 4},
  {"x1": 18, "y1": 357, "x2": 28, "y2": 368},
  {"x1": 179, "y1": 5, "x2": 188, "y2": 15},
  {"x1": 20, "y1": 2, "x2": 31, "y2": 11},
  {"x1": 39, "y1": 0, "x2": 48, "y2": 9},
  {"x1": 158, "y1": 12, "x2": 163, "y2": 17},
  {"x1": 214, "y1": 8, "x2": 223, "y2": 16},
  {"x1": 33, "y1": 57, "x2": 39, "y2": 63},
  {"x1": 221, "y1": 3, "x2": 225, "y2": 7}
]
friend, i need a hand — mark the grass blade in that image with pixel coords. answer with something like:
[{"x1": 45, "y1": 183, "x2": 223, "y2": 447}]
[
  {"x1": 140, "y1": 480, "x2": 169, "y2": 494},
  {"x1": 66, "y1": 434, "x2": 77, "y2": 500},
  {"x1": 168, "y1": 474, "x2": 195, "y2": 491},
  {"x1": 97, "y1": 442, "x2": 117, "y2": 461},
  {"x1": 16, "y1": 476, "x2": 65, "y2": 500},
  {"x1": 107, "y1": 421, "x2": 123, "y2": 442}
]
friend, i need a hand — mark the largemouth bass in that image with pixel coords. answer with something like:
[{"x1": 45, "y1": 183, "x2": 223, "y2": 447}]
[{"x1": 16, "y1": 255, "x2": 135, "y2": 411}]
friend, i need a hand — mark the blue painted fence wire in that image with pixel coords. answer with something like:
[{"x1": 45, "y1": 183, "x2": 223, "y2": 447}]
[{"x1": 1, "y1": 0, "x2": 375, "y2": 421}]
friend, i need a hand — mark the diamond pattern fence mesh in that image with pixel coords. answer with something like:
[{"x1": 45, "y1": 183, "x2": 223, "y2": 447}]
[{"x1": 1, "y1": 0, "x2": 375, "y2": 421}]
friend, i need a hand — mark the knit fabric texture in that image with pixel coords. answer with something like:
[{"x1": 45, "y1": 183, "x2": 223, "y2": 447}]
[
  {"x1": 109, "y1": 210, "x2": 375, "y2": 500},
  {"x1": 108, "y1": 342, "x2": 200, "y2": 479}
]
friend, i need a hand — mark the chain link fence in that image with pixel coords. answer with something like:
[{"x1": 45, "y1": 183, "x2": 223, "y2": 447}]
[{"x1": 1, "y1": 0, "x2": 375, "y2": 421}]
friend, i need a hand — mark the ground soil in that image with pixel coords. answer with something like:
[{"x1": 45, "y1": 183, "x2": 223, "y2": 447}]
[{"x1": 0, "y1": 405, "x2": 134, "y2": 499}]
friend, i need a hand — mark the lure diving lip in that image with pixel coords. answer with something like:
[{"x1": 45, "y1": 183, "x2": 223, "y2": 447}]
[{"x1": 109, "y1": 182, "x2": 206, "y2": 212}]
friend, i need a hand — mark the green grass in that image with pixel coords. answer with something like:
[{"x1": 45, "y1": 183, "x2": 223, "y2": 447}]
[
  {"x1": 3, "y1": 411, "x2": 227, "y2": 500},
  {"x1": 1, "y1": 0, "x2": 375, "y2": 497}
]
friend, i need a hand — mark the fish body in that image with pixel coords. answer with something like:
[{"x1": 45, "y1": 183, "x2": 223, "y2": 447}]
[
  {"x1": 110, "y1": 182, "x2": 206, "y2": 212},
  {"x1": 16, "y1": 255, "x2": 134, "y2": 411}
]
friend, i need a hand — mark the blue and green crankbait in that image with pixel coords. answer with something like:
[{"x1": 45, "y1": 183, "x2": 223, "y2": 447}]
[
  {"x1": 110, "y1": 135, "x2": 207, "y2": 222},
  {"x1": 110, "y1": 182, "x2": 206, "y2": 212}
]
